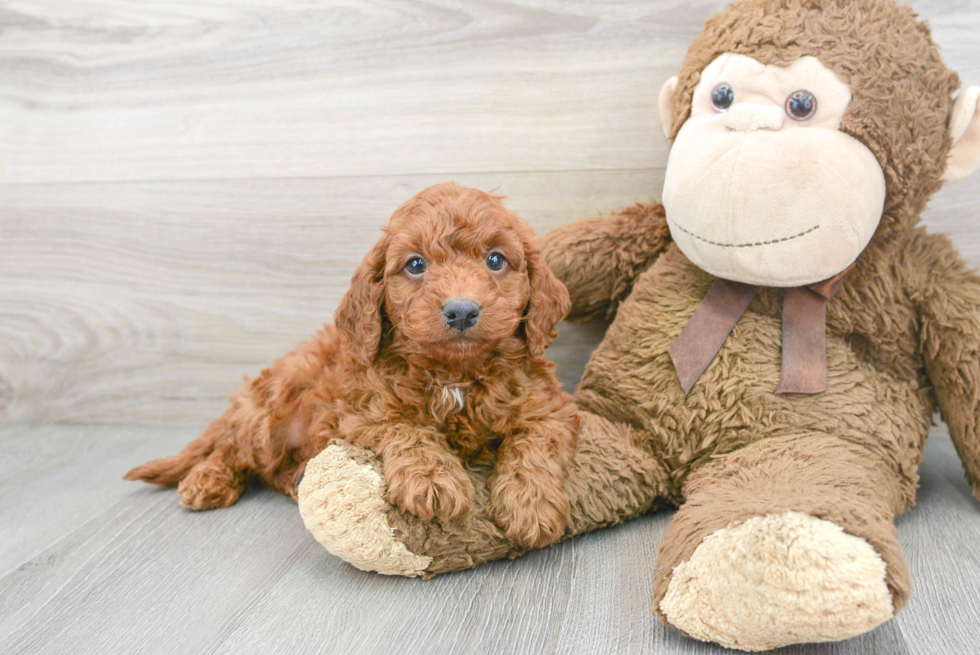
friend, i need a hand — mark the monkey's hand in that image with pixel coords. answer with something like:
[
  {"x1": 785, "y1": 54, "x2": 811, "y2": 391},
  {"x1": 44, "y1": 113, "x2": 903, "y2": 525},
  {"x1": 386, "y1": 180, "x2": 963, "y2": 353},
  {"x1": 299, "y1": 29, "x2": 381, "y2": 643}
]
[{"x1": 912, "y1": 233, "x2": 980, "y2": 500}]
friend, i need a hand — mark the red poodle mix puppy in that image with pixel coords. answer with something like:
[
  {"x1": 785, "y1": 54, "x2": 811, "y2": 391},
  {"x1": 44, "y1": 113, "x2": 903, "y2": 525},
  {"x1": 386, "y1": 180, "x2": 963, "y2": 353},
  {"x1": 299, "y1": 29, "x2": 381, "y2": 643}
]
[{"x1": 126, "y1": 183, "x2": 579, "y2": 548}]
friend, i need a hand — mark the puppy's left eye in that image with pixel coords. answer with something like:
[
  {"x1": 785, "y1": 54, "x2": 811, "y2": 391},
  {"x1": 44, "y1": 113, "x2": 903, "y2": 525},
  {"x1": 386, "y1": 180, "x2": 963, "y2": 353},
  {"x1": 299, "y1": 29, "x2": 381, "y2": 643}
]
[{"x1": 486, "y1": 252, "x2": 506, "y2": 272}]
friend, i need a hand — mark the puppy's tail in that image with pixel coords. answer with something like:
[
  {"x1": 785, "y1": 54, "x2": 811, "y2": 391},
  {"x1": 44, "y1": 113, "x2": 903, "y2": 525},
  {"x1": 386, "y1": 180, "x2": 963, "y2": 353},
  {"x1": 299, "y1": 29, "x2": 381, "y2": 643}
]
[{"x1": 124, "y1": 420, "x2": 225, "y2": 486}]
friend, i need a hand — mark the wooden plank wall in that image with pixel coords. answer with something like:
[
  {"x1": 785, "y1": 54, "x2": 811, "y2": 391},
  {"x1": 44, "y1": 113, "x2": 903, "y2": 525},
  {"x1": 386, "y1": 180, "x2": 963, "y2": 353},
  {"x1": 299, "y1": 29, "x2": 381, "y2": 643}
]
[{"x1": 2, "y1": 0, "x2": 979, "y2": 424}]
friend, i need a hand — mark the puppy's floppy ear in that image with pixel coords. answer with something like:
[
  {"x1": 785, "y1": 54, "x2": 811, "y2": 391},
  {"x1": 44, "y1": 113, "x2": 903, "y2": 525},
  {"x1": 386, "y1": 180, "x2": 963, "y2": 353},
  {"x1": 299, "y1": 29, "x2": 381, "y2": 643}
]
[
  {"x1": 521, "y1": 226, "x2": 571, "y2": 358},
  {"x1": 335, "y1": 234, "x2": 388, "y2": 366}
]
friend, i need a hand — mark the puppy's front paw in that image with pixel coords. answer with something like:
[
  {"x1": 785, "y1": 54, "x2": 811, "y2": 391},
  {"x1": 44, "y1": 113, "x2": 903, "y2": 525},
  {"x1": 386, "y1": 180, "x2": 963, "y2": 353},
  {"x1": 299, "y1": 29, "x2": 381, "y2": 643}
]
[
  {"x1": 384, "y1": 450, "x2": 475, "y2": 522},
  {"x1": 488, "y1": 471, "x2": 569, "y2": 549}
]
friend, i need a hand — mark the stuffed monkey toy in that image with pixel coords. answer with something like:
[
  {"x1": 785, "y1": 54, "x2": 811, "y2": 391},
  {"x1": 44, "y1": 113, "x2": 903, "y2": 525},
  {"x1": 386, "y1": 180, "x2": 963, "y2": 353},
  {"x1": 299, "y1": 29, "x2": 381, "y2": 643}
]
[{"x1": 297, "y1": 0, "x2": 980, "y2": 649}]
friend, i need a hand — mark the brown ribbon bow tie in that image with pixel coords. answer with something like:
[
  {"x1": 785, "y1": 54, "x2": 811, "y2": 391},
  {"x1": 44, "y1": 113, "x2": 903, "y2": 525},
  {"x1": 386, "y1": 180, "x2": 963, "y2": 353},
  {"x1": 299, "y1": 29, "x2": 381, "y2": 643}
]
[{"x1": 668, "y1": 265, "x2": 853, "y2": 394}]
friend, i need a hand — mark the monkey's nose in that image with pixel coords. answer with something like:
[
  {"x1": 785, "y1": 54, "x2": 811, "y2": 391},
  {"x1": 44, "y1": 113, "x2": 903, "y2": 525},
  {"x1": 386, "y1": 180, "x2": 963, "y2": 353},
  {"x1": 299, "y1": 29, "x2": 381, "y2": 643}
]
[
  {"x1": 443, "y1": 298, "x2": 481, "y2": 332},
  {"x1": 724, "y1": 103, "x2": 785, "y2": 132}
]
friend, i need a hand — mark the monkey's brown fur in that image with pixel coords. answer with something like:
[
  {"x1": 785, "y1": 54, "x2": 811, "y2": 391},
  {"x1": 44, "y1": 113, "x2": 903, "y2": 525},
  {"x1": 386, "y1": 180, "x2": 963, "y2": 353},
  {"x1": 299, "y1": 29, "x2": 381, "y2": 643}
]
[
  {"x1": 308, "y1": 0, "x2": 980, "y2": 629},
  {"x1": 126, "y1": 183, "x2": 579, "y2": 550}
]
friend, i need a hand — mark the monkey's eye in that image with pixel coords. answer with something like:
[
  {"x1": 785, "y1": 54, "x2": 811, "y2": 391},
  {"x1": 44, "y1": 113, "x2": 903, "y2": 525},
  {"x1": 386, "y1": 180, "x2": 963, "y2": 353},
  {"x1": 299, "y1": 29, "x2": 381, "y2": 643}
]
[
  {"x1": 711, "y1": 83, "x2": 734, "y2": 112},
  {"x1": 486, "y1": 251, "x2": 506, "y2": 272},
  {"x1": 405, "y1": 256, "x2": 427, "y2": 276},
  {"x1": 785, "y1": 90, "x2": 817, "y2": 121}
]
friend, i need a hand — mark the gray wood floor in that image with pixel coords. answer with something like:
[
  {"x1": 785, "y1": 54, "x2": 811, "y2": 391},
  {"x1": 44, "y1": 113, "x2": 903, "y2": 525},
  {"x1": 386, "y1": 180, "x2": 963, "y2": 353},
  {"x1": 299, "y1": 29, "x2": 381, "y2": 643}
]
[
  {"x1": 3, "y1": 0, "x2": 980, "y2": 653},
  {"x1": 1, "y1": 423, "x2": 978, "y2": 654}
]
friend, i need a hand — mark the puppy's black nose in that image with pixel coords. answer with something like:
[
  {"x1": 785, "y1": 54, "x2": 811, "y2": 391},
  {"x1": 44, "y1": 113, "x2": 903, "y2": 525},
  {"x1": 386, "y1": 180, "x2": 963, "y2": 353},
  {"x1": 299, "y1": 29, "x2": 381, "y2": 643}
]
[{"x1": 443, "y1": 298, "x2": 481, "y2": 332}]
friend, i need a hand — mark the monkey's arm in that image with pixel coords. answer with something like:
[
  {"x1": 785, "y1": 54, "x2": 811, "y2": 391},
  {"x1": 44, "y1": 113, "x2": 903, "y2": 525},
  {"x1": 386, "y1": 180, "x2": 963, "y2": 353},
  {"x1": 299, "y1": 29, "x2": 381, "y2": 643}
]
[
  {"x1": 541, "y1": 201, "x2": 672, "y2": 320},
  {"x1": 912, "y1": 232, "x2": 980, "y2": 499}
]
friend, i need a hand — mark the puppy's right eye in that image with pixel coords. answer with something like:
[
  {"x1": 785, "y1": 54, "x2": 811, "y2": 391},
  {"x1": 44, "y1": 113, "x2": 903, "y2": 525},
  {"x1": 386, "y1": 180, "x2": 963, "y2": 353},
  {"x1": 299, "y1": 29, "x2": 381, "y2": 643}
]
[{"x1": 405, "y1": 256, "x2": 427, "y2": 276}]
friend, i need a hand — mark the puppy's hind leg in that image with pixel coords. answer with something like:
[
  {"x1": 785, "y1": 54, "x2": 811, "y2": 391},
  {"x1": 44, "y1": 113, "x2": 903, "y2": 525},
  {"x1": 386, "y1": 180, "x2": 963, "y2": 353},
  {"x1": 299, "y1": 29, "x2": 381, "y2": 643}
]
[
  {"x1": 176, "y1": 446, "x2": 246, "y2": 510},
  {"x1": 125, "y1": 414, "x2": 247, "y2": 510},
  {"x1": 127, "y1": 328, "x2": 344, "y2": 509}
]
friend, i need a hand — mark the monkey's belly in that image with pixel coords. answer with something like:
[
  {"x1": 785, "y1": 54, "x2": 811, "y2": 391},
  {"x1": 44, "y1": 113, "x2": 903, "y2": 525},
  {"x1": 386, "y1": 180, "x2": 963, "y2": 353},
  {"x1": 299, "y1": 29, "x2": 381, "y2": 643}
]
[{"x1": 574, "y1": 256, "x2": 932, "y2": 502}]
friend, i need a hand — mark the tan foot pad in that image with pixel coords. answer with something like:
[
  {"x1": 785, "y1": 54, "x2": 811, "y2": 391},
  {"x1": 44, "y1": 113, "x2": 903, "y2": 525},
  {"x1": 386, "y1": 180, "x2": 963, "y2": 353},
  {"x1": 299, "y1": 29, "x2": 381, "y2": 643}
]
[
  {"x1": 659, "y1": 511, "x2": 893, "y2": 651},
  {"x1": 298, "y1": 442, "x2": 432, "y2": 577}
]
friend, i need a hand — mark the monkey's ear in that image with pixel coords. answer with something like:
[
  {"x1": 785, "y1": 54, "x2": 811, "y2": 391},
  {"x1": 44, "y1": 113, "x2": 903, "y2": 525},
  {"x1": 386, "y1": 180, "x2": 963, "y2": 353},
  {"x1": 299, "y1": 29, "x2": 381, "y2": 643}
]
[
  {"x1": 943, "y1": 86, "x2": 980, "y2": 183},
  {"x1": 658, "y1": 76, "x2": 678, "y2": 140}
]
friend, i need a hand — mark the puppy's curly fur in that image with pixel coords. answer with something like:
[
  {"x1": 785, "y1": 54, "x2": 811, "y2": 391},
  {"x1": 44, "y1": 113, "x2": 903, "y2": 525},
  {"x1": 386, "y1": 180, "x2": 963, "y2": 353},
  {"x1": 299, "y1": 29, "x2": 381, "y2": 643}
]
[{"x1": 126, "y1": 183, "x2": 580, "y2": 549}]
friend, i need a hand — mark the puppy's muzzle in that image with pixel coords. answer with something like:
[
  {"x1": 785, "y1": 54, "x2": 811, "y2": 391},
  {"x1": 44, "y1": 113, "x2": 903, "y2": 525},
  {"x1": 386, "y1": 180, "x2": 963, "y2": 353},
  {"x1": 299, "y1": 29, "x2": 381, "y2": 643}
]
[{"x1": 443, "y1": 298, "x2": 481, "y2": 332}]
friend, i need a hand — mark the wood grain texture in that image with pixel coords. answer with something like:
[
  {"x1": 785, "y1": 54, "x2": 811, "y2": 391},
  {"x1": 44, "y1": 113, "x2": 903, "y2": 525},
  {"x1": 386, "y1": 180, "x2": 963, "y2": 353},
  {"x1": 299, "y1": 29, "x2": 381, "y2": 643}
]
[
  {"x1": 1, "y1": 0, "x2": 975, "y2": 185},
  {"x1": 0, "y1": 0, "x2": 695, "y2": 185},
  {"x1": 1, "y1": 423, "x2": 976, "y2": 654},
  {"x1": 0, "y1": 174, "x2": 627, "y2": 422}
]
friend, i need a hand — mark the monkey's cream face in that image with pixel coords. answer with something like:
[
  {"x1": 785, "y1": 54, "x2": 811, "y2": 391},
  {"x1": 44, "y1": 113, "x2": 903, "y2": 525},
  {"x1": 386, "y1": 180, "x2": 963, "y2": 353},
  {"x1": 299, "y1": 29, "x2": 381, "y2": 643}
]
[{"x1": 662, "y1": 54, "x2": 887, "y2": 287}]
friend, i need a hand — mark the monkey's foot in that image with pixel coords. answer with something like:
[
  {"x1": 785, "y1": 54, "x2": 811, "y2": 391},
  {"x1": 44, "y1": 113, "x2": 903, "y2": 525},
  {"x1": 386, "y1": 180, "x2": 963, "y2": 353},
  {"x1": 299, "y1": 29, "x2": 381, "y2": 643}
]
[
  {"x1": 298, "y1": 442, "x2": 432, "y2": 576},
  {"x1": 658, "y1": 511, "x2": 894, "y2": 652},
  {"x1": 298, "y1": 440, "x2": 518, "y2": 578}
]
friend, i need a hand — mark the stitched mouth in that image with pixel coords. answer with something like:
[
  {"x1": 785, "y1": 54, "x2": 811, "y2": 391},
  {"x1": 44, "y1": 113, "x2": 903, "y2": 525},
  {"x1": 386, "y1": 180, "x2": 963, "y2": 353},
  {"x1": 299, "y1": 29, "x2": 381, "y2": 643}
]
[{"x1": 670, "y1": 221, "x2": 820, "y2": 248}]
